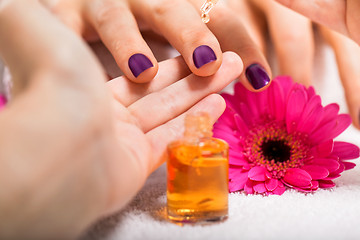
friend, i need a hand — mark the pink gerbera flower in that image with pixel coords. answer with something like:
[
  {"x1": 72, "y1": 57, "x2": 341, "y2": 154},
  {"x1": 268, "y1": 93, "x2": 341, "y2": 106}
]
[
  {"x1": 0, "y1": 94, "x2": 6, "y2": 110},
  {"x1": 214, "y1": 76, "x2": 359, "y2": 195}
]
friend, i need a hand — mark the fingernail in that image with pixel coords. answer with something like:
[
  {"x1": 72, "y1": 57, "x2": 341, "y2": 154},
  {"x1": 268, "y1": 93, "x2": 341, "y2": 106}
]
[
  {"x1": 193, "y1": 45, "x2": 217, "y2": 68},
  {"x1": 245, "y1": 63, "x2": 270, "y2": 90},
  {"x1": 128, "y1": 53, "x2": 153, "y2": 77}
]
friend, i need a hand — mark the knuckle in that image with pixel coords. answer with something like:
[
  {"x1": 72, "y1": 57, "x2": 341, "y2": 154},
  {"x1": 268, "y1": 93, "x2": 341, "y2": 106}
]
[
  {"x1": 158, "y1": 90, "x2": 179, "y2": 116},
  {"x1": 178, "y1": 28, "x2": 210, "y2": 45},
  {"x1": 94, "y1": 2, "x2": 127, "y2": 29},
  {"x1": 150, "y1": 0, "x2": 176, "y2": 19}
]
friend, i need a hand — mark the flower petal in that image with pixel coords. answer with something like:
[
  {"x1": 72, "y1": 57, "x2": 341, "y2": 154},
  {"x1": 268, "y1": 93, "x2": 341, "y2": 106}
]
[
  {"x1": 238, "y1": 102, "x2": 254, "y2": 125},
  {"x1": 321, "y1": 103, "x2": 340, "y2": 125},
  {"x1": 213, "y1": 129, "x2": 240, "y2": 147},
  {"x1": 265, "y1": 178, "x2": 279, "y2": 191},
  {"x1": 244, "y1": 180, "x2": 255, "y2": 194},
  {"x1": 296, "y1": 95, "x2": 323, "y2": 134},
  {"x1": 283, "y1": 168, "x2": 312, "y2": 187},
  {"x1": 286, "y1": 85, "x2": 307, "y2": 133},
  {"x1": 318, "y1": 180, "x2": 336, "y2": 188},
  {"x1": 222, "y1": 94, "x2": 240, "y2": 114},
  {"x1": 332, "y1": 141, "x2": 360, "y2": 160},
  {"x1": 229, "y1": 152, "x2": 249, "y2": 166},
  {"x1": 277, "y1": 76, "x2": 295, "y2": 98},
  {"x1": 272, "y1": 181, "x2": 286, "y2": 195},
  {"x1": 310, "y1": 120, "x2": 337, "y2": 144},
  {"x1": 251, "y1": 88, "x2": 268, "y2": 117},
  {"x1": 311, "y1": 180, "x2": 319, "y2": 190},
  {"x1": 234, "y1": 114, "x2": 249, "y2": 134},
  {"x1": 248, "y1": 166, "x2": 268, "y2": 181},
  {"x1": 234, "y1": 82, "x2": 248, "y2": 101},
  {"x1": 342, "y1": 161, "x2": 356, "y2": 170},
  {"x1": 229, "y1": 178, "x2": 247, "y2": 192},
  {"x1": 215, "y1": 106, "x2": 237, "y2": 129},
  {"x1": 323, "y1": 174, "x2": 341, "y2": 180},
  {"x1": 229, "y1": 168, "x2": 247, "y2": 178},
  {"x1": 310, "y1": 158, "x2": 340, "y2": 172},
  {"x1": 327, "y1": 162, "x2": 345, "y2": 176},
  {"x1": 309, "y1": 140, "x2": 333, "y2": 158},
  {"x1": 268, "y1": 80, "x2": 285, "y2": 121},
  {"x1": 253, "y1": 182, "x2": 267, "y2": 194},
  {"x1": 301, "y1": 165, "x2": 329, "y2": 180},
  {"x1": 328, "y1": 114, "x2": 352, "y2": 139},
  {"x1": 306, "y1": 86, "x2": 316, "y2": 99}
]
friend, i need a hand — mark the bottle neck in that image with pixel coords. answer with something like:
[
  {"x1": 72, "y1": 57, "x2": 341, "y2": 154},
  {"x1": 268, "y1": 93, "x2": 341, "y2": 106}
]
[{"x1": 184, "y1": 112, "x2": 213, "y2": 142}]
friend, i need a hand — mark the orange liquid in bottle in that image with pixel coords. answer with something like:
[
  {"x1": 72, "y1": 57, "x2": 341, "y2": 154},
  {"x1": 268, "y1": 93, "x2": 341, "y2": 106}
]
[{"x1": 167, "y1": 113, "x2": 229, "y2": 223}]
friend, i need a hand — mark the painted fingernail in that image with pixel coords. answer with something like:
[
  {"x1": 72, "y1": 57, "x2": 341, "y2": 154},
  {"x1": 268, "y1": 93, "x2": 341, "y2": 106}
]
[
  {"x1": 128, "y1": 53, "x2": 153, "y2": 77},
  {"x1": 245, "y1": 64, "x2": 270, "y2": 90},
  {"x1": 193, "y1": 45, "x2": 217, "y2": 68}
]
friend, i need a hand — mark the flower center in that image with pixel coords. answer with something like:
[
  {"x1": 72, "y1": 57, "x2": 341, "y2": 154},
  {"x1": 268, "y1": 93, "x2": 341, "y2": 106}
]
[
  {"x1": 243, "y1": 121, "x2": 310, "y2": 178},
  {"x1": 261, "y1": 139, "x2": 291, "y2": 163}
]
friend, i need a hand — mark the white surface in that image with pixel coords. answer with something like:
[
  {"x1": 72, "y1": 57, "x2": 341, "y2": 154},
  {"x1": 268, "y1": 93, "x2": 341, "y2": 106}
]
[{"x1": 82, "y1": 36, "x2": 360, "y2": 240}]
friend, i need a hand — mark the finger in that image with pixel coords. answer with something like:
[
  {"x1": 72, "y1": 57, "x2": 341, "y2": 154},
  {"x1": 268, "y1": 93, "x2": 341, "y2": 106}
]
[
  {"x1": 131, "y1": 0, "x2": 222, "y2": 77},
  {"x1": 40, "y1": 0, "x2": 84, "y2": 36},
  {"x1": 107, "y1": 55, "x2": 191, "y2": 106},
  {"x1": 207, "y1": 5, "x2": 271, "y2": 91},
  {"x1": 85, "y1": 0, "x2": 158, "y2": 83},
  {"x1": 265, "y1": 1, "x2": 314, "y2": 86},
  {"x1": 227, "y1": 0, "x2": 268, "y2": 55},
  {"x1": 274, "y1": 0, "x2": 348, "y2": 37},
  {"x1": 128, "y1": 51, "x2": 243, "y2": 132},
  {"x1": 146, "y1": 93, "x2": 226, "y2": 172},
  {"x1": 319, "y1": 26, "x2": 360, "y2": 129},
  {"x1": 347, "y1": 0, "x2": 360, "y2": 45},
  {"x1": 0, "y1": 0, "x2": 106, "y2": 95}
]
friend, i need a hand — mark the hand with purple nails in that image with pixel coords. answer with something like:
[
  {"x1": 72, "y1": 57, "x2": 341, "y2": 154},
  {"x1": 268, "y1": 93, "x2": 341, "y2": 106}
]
[
  {"x1": 35, "y1": 0, "x2": 276, "y2": 91},
  {"x1": 272, "y1": 0, "x2": 360, "y2": 129},
  {"x1": 222, "y1": 0, "x2": 360, "y2": 129},
  {"x1": 0, "y1": 1, "x2": 243, "y2": 238},
  {"x1": 37, "y1": 0, "x2": 229, "y2": 83}
]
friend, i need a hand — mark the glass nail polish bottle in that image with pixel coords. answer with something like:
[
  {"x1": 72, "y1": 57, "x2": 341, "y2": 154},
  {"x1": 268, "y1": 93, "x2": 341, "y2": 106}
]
[{"x1": 167, "y1": 112, "x2": 229, "y2": 223}]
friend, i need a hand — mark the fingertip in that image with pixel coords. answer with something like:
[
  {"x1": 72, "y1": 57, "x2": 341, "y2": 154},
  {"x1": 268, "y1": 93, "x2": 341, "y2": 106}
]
[
  {"x1": 240, "y1": 63, "x2": 272, "y2": 92},
  {"x1": 189, "y1": 45, "x2": 222, "y2": 77},
  {"x1": 127, "y1": 53, "x2": 158, "y2": 83},
  {"x1": 222, "y1": 51, "x2": 244, "y2": 75},
  {"x1": 208, "y1": 93, "x2": 227, "y2": 123},
  {"x1": 196, "y1": 93, "x2": 227, "y2": 122},
  {"x1": 348, "y1": 105, "x2": 360, "y2": 130},
  {"x1": 212, "y1": 93, "x2": 227, "y2": 119}
]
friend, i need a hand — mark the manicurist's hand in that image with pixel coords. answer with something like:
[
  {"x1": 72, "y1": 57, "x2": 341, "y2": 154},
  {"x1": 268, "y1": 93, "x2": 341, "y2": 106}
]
[{"x1": 0, "y1": 0, "x2": 243, "y2": 239}]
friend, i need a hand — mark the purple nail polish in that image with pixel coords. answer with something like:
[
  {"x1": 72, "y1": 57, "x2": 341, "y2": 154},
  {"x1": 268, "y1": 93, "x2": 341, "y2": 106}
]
[
  {"x1": 193, "y1": 45, "x2": 217, "y2": 68},
  {"x1": 128, "y1": 53, "x2": 153, "y2": 77},
  {"x1": 245, "y1": 64, "x2": 270, "y2": 90}
]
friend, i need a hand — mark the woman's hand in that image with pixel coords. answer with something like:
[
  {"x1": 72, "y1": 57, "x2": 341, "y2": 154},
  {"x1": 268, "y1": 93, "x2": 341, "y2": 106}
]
[
  {"x1": 39, "y1": 0, "x2": 272, "y2": 90},
  {"x1": 275, "y1": 0, "x2": 360, "y2": 45},
  {"x1": 39, "y1": 0, "x2": 224, "y2": 83},
  {"x1": 0, "y1": 1, "x2": 243, "y2": 238},
  {"x1": 224, "y1": 0, "x2": 360, "y2": 129}
]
